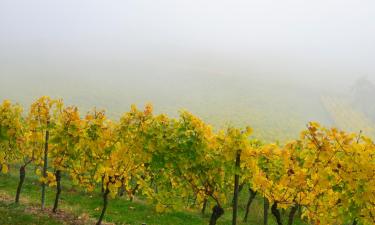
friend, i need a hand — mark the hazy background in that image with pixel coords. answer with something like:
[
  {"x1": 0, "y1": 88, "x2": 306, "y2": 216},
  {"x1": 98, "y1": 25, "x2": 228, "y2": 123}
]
[{"x1": 1, "y1": 0, "x2": 375, "y2": 141}]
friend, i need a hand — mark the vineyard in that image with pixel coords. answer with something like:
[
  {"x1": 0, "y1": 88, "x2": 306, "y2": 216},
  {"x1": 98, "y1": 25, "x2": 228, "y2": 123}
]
[
  {"x1": 321, "y1": 96, "x2": 375, "y2": 138},
  {"x1": 0, "y1": 96, "x2": 374, "y2": 225}
]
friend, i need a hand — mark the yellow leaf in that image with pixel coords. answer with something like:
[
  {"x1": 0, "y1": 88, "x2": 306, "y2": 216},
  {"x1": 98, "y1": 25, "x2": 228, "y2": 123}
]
[
  {"x1": 115, "y1": 180, "x2": 122, "y2": 188},
  {"x1": 155, "y1": 203, "x2": 166, "y2": 213},
  {"x1": 1, "y1": 164, "x2": 8, "y2": 174}
]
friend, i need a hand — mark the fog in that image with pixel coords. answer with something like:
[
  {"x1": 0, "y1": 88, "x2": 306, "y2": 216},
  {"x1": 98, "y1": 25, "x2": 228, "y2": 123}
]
[{"x1": 1, "y1": 0, "x2": 375, "y2": 141}]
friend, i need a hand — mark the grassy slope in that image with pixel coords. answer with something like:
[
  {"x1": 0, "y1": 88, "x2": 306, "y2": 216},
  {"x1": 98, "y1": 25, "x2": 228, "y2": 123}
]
[
  {"x1": 0, "y1": 202, "x2": 62, "y2": 225},
  {"x1": 0, "y1": 168, "x2": 307, "y2": 225}
]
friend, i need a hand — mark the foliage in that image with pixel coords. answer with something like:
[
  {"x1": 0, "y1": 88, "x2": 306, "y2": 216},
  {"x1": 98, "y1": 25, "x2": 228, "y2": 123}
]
[
  {"x1": 0, "y1": 100, "x2": 24, "y2": 174},
  {"x1": 0, "y1": 96, "x2": 374, "y2": 225}
]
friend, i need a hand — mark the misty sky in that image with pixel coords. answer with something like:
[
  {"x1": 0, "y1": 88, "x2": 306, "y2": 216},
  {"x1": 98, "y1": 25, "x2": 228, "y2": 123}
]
[{"x1": 1, "y1": 0, "x2": 375, "y2": 86}]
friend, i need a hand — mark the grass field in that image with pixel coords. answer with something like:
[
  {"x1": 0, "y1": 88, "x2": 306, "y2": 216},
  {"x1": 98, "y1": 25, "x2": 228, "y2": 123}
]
[
  {"x1": 0, "y1": 167, "x2": 308, "y2": 225},
  {"x1": 0, "y1": 201, "x2": 62, "y2": 225}
]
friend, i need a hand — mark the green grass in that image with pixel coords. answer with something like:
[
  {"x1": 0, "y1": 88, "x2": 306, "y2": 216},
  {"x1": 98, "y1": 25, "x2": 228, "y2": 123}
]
[
  {"x1": 0, "y1": 201, "x2": 62, "y2": 225},
  {"x1": 0, "y1": 168, "x2": 308, "y2": 225}
]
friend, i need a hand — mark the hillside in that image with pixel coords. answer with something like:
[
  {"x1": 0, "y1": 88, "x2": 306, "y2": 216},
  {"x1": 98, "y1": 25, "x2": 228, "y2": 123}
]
[{"x1": 0, "y1": 71, "x2": 333, "y2": 142}]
